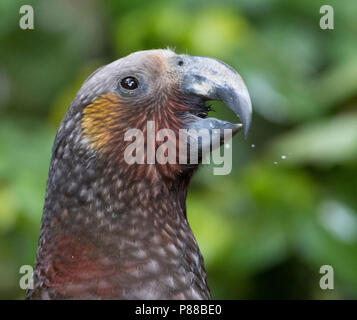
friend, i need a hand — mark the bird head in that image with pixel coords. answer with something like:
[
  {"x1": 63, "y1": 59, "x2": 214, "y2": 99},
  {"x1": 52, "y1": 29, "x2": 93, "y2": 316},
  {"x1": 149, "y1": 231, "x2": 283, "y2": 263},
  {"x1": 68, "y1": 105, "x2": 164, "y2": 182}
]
[
  {"x1": 30, "y1": 49, "x2": 252, "y2": 299},
  {"x1": 59, "y1": 49, "x2": 252, "y2": 182}
]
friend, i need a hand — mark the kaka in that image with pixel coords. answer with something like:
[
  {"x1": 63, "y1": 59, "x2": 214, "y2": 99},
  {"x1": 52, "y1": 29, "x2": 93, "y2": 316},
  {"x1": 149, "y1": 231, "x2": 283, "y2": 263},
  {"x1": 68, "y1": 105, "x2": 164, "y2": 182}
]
[{"x1": 27, "y1": 49, "x2": 252, "y2": 300}]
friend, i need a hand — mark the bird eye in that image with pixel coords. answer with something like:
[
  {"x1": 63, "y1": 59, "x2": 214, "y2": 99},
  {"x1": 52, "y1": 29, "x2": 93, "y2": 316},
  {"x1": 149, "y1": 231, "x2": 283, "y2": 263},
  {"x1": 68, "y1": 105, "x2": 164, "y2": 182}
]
[
  {"x1": 178, "y1": 60, "x2": 184, "y2": 66},
  {"x1": 120, "y1": 77, "x2": 139, "y2": 90}
]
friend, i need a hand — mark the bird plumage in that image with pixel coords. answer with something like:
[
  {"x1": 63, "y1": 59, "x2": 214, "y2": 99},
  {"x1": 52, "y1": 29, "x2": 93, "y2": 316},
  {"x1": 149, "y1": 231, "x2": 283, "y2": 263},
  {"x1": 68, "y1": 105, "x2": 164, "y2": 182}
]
[{"x1": 27, "y1": 49, "x2": 251, "y2": 299}]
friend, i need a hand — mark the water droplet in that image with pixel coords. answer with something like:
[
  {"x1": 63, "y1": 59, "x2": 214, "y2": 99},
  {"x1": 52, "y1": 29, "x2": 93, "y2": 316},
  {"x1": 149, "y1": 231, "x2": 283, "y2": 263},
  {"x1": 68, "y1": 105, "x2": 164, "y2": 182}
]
[
  {"x1": 274, "y1": 161, "x2": 278, "y2": 165},
  {"x1": 251, "y1": 144, "x2": 255, "y2": 148},
  {"x1": 281, "y1": 155, "x2": 286, "y2": 159}
]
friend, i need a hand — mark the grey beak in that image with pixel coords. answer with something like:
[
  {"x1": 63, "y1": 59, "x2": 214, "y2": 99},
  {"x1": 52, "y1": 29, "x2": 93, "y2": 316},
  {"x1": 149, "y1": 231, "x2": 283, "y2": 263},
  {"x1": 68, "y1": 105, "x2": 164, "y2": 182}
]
[{"x1": 180, "y1": 56, "x2": 252, "y2": 137}]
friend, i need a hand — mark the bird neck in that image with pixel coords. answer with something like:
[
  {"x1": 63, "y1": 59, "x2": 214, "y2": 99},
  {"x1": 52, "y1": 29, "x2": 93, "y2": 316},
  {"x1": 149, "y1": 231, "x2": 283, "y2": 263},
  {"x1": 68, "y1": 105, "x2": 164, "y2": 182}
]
[{"x1": 31, "y1": 155, "x2": 210, "y2": 299}]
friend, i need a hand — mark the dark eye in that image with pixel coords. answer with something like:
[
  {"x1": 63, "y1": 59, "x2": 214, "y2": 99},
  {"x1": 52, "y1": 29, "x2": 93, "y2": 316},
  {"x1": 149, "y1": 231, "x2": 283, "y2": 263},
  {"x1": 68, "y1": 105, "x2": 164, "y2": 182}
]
[
  {"x1": 120, "y1": 77, "x2": 139, "y2": 90},
  {"x1": 178, "y1": 60, "x2": 184, "y2": 66}
]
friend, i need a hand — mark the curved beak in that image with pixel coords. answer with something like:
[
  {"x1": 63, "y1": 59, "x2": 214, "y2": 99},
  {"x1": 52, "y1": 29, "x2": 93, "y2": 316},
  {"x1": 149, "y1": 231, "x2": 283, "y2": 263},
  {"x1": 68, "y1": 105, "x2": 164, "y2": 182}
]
[{"x1": 180, "y1": 55, "x2": 252, "y2": 138}]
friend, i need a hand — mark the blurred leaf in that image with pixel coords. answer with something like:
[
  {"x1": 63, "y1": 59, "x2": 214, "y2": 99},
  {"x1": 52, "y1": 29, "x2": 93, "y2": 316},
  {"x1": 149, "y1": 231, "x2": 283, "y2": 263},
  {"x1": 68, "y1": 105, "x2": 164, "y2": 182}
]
[
  {"x1": 315, "y1": 58, "x2": 357, "y2": 109},
  {"x1": 189, "y1": 8, "x2": 249, "y2": 57},
  {"x1": 188, "y1": 200, "x2": 235, "y2": 265},
  {"x1": 269, "y1": 112, "x2": 357, "y2": 166}
]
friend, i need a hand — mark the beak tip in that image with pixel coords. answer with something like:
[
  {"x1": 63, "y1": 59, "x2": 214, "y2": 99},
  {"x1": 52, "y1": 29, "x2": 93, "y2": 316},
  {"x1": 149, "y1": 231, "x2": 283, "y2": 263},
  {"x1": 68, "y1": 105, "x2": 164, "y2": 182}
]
[
  {"x1": 242, "y1": 98, "x2": 252, "y2": 139},
  {"x1": 244, "y1": 128, "x2": 249, "y2": 139}
]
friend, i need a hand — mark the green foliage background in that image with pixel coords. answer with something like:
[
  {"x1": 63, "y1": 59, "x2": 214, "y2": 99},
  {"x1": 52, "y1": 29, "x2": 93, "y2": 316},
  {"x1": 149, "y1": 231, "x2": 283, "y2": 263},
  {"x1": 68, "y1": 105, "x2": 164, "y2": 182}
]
[{"x1": 1, "y1": 0, "x2": 357, "y2": 299}]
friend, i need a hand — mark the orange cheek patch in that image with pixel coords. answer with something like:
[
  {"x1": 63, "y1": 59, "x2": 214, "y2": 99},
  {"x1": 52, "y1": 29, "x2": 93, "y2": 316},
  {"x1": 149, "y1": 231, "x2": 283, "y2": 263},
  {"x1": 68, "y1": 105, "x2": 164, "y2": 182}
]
[{"x1": 81, "y1": 93, "x2": 123, "y2": 152}]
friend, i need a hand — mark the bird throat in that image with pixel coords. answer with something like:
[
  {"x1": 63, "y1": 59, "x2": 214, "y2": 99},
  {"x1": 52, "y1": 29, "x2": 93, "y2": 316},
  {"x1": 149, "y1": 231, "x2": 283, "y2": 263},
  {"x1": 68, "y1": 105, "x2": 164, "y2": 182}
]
[{"x1": 29, "y1": 156, "x2": 210, "y2": 299}]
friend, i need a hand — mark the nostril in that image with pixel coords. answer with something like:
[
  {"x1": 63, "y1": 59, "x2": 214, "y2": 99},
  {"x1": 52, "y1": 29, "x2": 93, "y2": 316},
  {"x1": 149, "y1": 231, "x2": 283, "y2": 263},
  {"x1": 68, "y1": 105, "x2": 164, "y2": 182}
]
[{"x1": 178, "y1": 60, "x2": 184, "y2": 66}]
